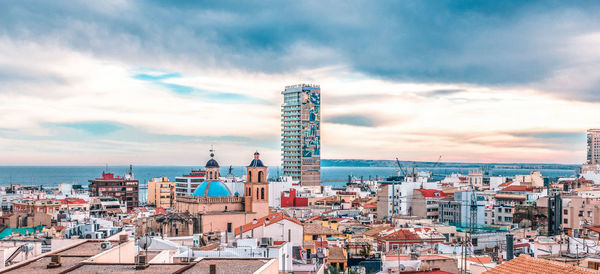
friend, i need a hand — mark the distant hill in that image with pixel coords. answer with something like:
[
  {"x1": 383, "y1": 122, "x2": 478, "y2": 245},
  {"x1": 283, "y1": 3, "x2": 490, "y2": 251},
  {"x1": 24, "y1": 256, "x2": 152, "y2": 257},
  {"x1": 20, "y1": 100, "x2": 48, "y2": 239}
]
[{"x1": 321, "y1": 159, "x2": 579, "y2": 170}]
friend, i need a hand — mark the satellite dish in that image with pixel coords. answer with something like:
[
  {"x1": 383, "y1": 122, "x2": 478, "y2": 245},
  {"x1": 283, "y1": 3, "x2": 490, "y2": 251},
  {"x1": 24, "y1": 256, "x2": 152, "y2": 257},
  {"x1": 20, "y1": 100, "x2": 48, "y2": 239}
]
[{"x1": 138, "y1": 236, "x2": 153, "y2": 250}]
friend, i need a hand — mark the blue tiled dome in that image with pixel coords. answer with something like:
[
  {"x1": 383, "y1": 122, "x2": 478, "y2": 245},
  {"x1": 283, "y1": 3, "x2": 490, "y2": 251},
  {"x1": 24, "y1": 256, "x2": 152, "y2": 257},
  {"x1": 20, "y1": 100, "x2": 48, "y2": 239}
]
[
  {"x1": 248, "y1": 159, "x2": 265, "y2": 167},
  {"x1": 192, "y1": 180, "x2": 231, "y2": 197},
  {"x1": 206, "y1": 158, "x2": 219, "y2": 168},
  {"x1": 248, "y1": 151, "x2": 265, "y2": 167}
]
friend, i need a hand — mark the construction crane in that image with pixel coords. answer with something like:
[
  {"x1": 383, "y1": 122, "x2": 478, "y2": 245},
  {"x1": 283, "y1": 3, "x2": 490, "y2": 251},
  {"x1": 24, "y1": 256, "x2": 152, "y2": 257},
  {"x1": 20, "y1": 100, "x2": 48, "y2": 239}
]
[
  {"x1": 433, "y1": 155, "x2": 442, "y2": 169},
  {"x1": 428, "y1": 155, "x2": 443, "y2": 178},
  {"x1": 395, "y1": 158, "x2": 408, "y2": 177}
]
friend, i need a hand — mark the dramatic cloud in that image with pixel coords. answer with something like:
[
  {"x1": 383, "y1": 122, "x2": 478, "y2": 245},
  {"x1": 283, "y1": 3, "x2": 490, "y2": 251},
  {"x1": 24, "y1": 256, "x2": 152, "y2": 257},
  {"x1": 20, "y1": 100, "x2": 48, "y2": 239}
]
[{"x1": 1, "y1": 1, "x2": 600, "y2": 164}]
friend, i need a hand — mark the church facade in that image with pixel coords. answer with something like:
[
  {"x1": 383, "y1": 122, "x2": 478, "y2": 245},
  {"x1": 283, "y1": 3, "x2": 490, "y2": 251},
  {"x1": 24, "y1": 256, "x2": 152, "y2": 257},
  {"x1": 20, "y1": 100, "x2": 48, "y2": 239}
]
[{"x1": 173, "y1": 151, "x2": 271, "y2": 234}]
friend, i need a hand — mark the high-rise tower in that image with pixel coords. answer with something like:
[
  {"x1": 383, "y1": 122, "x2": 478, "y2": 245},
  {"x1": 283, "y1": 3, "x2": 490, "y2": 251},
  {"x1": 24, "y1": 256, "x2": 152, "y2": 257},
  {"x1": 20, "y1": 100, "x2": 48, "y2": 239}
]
[
  {"x1": 282, "y1": 84, "x2": 321, "y2": 187},
  {"x1": 588, "y1": 129, "x2": 600, "y2": 164}
]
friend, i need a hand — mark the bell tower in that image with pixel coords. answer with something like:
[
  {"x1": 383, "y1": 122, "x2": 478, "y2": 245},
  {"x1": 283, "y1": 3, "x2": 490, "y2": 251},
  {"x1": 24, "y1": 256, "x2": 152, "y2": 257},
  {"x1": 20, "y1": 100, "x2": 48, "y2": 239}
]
[
  {"x1": 205, "y1": 147, "x2": 220, "y2": 181},
  {"x1": 244, "y1": 151, "x2": 269, "y2": 216}
]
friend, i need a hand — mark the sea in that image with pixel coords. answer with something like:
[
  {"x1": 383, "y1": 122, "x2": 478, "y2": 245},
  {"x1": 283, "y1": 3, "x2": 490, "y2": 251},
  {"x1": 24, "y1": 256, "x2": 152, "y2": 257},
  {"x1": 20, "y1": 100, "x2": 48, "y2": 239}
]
[{"x1": 0, "y1": 165, "x2": 578, "y2": 188}]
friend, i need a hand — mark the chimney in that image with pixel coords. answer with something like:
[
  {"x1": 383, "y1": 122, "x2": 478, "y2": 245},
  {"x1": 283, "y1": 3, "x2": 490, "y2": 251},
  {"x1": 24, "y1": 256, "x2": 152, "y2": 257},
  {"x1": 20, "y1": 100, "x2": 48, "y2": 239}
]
[
  {"x1": 47, "y1": 255, "x2": 62, "y2": 268},
  {"x1": 119, "y1": 234, "x2": 128, "y2": 243},
  {"x1": 506, "y1": 234, "x2": 514, "y2": 261},
  {"x1": 209, "y1": 264, "x2": 217, "y2": 274}
]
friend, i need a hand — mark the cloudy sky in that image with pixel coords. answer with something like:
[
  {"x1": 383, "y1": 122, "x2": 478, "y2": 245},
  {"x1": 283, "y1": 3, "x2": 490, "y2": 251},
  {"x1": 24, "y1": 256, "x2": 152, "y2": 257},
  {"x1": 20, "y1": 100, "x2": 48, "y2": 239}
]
[{"x1": 1, "y1": 1, "x2": 600, "y2": 165}]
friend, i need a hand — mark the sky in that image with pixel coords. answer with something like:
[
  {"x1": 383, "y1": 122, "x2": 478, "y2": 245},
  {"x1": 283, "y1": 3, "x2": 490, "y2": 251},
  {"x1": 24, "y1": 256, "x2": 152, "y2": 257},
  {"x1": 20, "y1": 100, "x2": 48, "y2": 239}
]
[{"x1": 1, "y1": 1, "x2": 600, "y2": 165}]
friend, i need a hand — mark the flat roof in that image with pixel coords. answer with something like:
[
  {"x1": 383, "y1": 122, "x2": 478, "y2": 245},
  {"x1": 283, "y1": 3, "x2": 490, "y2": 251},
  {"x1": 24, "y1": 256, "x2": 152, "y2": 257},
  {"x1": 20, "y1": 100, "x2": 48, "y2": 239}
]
[
  {"x1": 3, "y1": 255, "x2": 85, "y2": 274},
  {"x1": 182, "y1": 258, "x2": 272, "y2": 274},
  {"x1": 68, "y1": 263, "x2": 188, "y2": 273},
  {"x1": 57, "y1": 240, "x2": 119, "y2": 256}
]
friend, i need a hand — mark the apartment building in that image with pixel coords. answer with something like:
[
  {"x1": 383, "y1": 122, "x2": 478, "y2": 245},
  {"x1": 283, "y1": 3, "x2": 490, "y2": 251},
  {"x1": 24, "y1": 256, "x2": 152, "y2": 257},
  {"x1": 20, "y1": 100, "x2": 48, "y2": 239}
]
[
  {"x1": 88, "y1": 169, "x2": 139, "y2": 210},
  {"x1": 411, "y1": 189, "x2": 448, "y2": 220},
  {"x1": 148, "y1": 176, "x2": 175, "y2": 208}
]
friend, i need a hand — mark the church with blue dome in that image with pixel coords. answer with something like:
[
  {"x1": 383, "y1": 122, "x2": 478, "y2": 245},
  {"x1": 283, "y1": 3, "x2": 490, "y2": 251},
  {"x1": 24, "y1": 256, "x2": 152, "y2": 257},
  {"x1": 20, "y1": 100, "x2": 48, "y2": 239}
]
[{"x1": 175, "y1": 149, "x2": 270, "y2": 234}]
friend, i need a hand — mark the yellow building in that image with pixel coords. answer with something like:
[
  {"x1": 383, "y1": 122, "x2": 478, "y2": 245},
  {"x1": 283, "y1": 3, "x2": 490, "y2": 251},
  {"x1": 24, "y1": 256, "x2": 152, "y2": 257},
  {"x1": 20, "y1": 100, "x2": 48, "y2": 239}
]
[
  {"x1": 303, "y1": 222, "x2": 343, "y2": 242},
  {"x1": 148, "y1": 177, "x2": 175, "y2": 208}
]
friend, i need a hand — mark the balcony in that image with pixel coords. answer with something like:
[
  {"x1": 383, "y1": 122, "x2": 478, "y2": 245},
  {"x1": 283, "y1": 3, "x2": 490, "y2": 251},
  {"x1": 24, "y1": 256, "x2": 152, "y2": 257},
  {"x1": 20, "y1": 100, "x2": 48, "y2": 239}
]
[{"x1": 282, "y1": 105, "x2": 301, "y2": 110}]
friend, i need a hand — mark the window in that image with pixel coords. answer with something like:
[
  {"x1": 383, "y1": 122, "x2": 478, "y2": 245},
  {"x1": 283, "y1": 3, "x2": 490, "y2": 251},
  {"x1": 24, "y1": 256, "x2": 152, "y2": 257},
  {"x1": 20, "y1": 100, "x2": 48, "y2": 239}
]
[
  {"x1": 227, "y1": 223, "x2": 232, "y2": 233},
  {"x1": 579, "y1": 211, "x2": 584, "y2": 217},
  {"x1": 564, "y1": 218, "x2": 568, "y2": 224},
  {"x1": 261, "y1": 188, "x2": 265, "y2": 200},
  {"x1": 564, "y1": 209, "x2": 568, "y2": 215}
]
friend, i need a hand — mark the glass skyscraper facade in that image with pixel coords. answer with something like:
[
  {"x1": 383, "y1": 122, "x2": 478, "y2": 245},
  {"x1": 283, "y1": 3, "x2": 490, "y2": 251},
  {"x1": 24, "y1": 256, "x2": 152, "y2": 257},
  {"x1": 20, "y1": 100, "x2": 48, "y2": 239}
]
[{"x1": 282, "y1": 84, "x2": 321, "y2": 186}]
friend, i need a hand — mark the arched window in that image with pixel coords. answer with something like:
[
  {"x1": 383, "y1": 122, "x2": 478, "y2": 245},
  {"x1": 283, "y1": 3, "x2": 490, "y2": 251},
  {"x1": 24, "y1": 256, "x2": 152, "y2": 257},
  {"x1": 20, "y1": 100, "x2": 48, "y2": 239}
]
[
  {"x1": 248, "y1": 171, "x2": 252, "y2": 182},
  {"x1": 258, "y1": 171, "x2": 264, "y2": 182},
  {"x1": 261, "y1": 188, "x2": 265, "y2": 200},
  {"x1": 256, "y1": 188, "x2": 259, "y2": 199}
]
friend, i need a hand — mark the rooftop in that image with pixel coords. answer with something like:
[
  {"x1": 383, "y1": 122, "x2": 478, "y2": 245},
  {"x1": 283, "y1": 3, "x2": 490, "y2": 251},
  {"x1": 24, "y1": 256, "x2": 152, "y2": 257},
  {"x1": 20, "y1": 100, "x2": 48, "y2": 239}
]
[
  {"x1": 483, "y1": 254, "x2": 595, "y2": 274},
  {"x1": 416, "y1": 189, "x2": 448, "y2": 198},
  {"x1": 495, "y1": 194, "x2": 527, "y2": 200},
  {"x1": 182, "y1": 258, "x2": 274, "y2": 274},
  {"x1": 67, "y1": 263, "x2": 187, "y2": 273},
  {"x1": 3, "y1": 255, "x2": 86, "y2": 274},
  {"x1": 235, "y1": 212, "x2": 302, "y2": 235},
  {"x1": 501, "y1": 185, "x2": 534, "y2": 192},
  {"x1": 303, "y1": 223, "x2": 342, "y2": 235}
]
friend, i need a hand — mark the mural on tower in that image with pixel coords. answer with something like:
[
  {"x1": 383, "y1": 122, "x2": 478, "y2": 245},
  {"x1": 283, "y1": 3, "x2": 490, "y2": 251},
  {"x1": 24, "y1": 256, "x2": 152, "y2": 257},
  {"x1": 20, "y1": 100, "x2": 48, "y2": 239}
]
[{"x1": 301, "y1": 88, "x2": 320, "y2": 158}]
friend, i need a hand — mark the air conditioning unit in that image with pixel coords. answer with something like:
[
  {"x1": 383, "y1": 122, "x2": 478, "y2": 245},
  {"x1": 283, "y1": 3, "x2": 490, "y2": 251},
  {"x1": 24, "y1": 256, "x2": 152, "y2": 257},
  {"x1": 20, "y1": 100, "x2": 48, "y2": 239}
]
[
  {"x1": 259, "y1": 237, "x2": 272, "y2": 247},
  {"x1": 100, "y1": 241, "x2": 112, "y2": 250},
  {"x1": 47, "y1": 255, "x2": 62, "y2": 268}
]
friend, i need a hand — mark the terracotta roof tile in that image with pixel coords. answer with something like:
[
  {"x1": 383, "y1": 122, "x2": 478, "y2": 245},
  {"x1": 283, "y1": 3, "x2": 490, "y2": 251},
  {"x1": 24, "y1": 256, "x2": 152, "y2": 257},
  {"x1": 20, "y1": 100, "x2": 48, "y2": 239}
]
[
  {"x1": 327, "y1": 247, "x2": 346, "y2": 261},
  {"x1": 467, "y1": 256, "x2": 492, "y2": 264},
  {"x1": 303, "y1": 223, "x2": 342, "y2": 235},
  {"x1": 483, "y1": 254, "x2": 596, "y2": 274},
  {"x1": 234, "y1": 212, "x2": 302, "y2": 235},
  {"x1": 363, "y1": 226, "x2": 390, "y2": 237},
  {"x1": 377, "y1": 229, "x2": 420, "y2": 241},
  {"x1": 415, "y1": 189, "x2": 448, "y2": 198},
  {"x1": 501, "y1": 185, "x2": 533, "y2": 192}
]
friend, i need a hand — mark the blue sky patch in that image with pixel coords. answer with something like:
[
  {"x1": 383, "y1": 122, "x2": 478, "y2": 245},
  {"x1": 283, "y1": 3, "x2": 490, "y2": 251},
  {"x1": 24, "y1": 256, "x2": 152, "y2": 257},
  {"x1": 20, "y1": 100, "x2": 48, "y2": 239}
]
[{"x1": 56, "y1": 121, "x2": 125, "y2": 135}]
